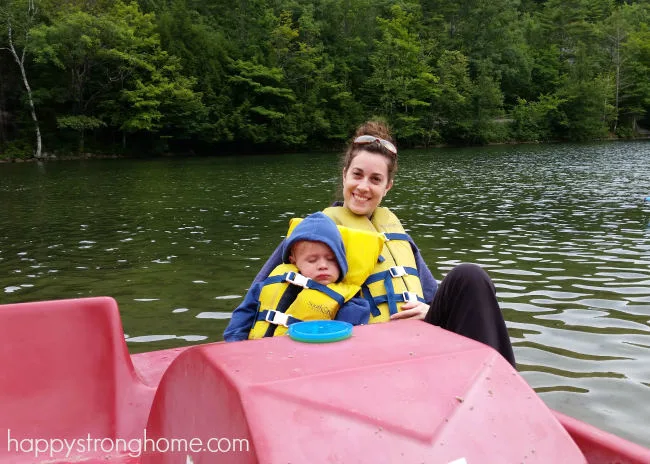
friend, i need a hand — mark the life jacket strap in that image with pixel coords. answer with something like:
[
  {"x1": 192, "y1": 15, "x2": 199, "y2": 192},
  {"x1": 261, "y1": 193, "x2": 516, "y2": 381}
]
[
  {"x1": 364, "y1": 266, "x2": 419, "y2": 285},
  {"x1": 371, "y1": 292, "x2": 427, "y2": 311},
  {"x1": 285, "y1": 271, "x2": 310, "y2": 288},
  {"x1": 362, "y1": 266, "x2": 423, "y2": 315},
  {"x1": 262, "y1": 272, "x2": 347, "y2": 307},
  {"x1": 382, "y1": 232, "x2": 410, "y2": 241},
  {"x1": 305, "y1": 280, "x2": 346, "y2": 306},
  {"x1": 362, "y1": 285, "x2": 382, "y2": 317},
  {"x1": 383, "y1": 272, "x2": 399, "y2": 315},
  {"x1": 262, "y1": 274, "x2": 290, "y2": 285},
  {"x1": 402, "y1": 291, "x2": 422, "y2": 303},
  {"x1": 285, "y1": 271, "x2": 346, "y2": 306},
  {"x1": 257, "y1": 310, "x2": 302, "y2": 328}
]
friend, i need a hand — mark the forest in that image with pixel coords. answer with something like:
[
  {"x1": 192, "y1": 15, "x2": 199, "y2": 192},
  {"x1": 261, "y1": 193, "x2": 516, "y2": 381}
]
[{"x1": 1, "y1": 0, "x2": 649, "y2": 159}]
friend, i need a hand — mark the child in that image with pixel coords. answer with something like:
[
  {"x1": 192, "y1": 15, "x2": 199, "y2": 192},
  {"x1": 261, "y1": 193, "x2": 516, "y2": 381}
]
[{"x1": 223, "y1": 212, "x2": 383, "y2": 340}]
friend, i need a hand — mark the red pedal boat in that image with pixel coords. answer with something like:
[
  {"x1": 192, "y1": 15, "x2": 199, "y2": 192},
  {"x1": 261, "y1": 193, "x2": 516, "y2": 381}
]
[{"x1": 1, "y1": 297, "x2": 648, "y2": 463}]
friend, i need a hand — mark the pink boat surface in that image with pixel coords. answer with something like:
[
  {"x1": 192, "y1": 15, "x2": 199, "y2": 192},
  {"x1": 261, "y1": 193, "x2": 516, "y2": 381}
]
[{"x1": 1, "y1": 296, "x2": 648, "y2": 463}]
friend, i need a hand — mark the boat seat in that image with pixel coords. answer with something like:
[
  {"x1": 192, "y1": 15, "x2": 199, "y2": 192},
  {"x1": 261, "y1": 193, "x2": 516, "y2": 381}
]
[{"x1": 0, "y1": 297, "x2": 155, "y2": 463}]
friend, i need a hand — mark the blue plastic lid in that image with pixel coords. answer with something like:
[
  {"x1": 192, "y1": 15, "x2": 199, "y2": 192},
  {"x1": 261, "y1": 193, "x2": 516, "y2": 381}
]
[{"x1": 288, "y1": 320, "x2": 353, "y2": 343}]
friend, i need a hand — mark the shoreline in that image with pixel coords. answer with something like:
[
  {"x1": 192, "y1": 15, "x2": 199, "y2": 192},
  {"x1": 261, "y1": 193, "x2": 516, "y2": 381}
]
[{"x1": 2, "y1": 136, "x2": 649, "y2": 163}]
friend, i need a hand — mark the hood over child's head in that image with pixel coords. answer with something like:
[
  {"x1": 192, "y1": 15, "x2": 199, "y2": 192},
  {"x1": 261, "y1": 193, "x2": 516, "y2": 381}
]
[{"x1": 282, "y1": 212, "x2": 348, "y2": 282}]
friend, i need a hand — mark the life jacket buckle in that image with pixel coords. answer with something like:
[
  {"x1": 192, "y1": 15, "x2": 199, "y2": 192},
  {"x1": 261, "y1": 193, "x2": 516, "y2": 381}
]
[
  {"x1": 286, "y1": 272, "x2": 310, "y2": 288},
  {"x1": 402, "y1": 291, "x2": 418, "y2": 303},
  {"x1": 265, "y1": 310, "x2": 289, "y2": 327},
  {"x1": 389, "y1": 266, "x2": 407, "y2": 278}
]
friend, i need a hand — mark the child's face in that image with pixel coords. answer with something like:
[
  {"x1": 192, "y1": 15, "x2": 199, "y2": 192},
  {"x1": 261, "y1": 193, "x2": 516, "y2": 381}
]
[{"x1": 289, "y1": 241, "x2": 340, "y2": 285}]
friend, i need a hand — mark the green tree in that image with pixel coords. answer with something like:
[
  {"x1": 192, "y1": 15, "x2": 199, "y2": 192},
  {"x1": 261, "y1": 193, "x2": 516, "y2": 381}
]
[
  {"x1": 556, "y1": 74, "x2": 612, "y2": 140},
  {"x1": 267, "y1": 9, "x2": 322, "y2": 143},
  {"x1": 469, "y1": 63, "x2": 506, "y2": 143},
  {"x1": 428, "y1": 0, "x2": 532, "y2": 106},
  {"x1": 226, "y1": 58, "x2": 297, "y2": 145},
  {"x1": 432, "y1": 51, "x2": 505, "y2": 144},
  {"x1": 30, "y1": 1, "x2": 204, "y2": 152},
  {"x1": 365, "y1": 4, "x2": 439, "y2": 143},
  {"x1": 272, "y1": 6, "x2": 360, "y2": 143},
  {"x1": 316, "y1": 0, "x2": 378, "y2": 96},
  {"x1": 528, "y1": 0, "x2": 616, "y2": 140},
  {"x1": 155, "y1": 0, "x2": 233, "y2": 143},
  {"x1": 431, "y1": 50, "x2": 473, "y2": 143},
  {"x1": 511, "y1": 94, "x2": 567, "y2": 141},
  {"x1": 611, "y1": 3, "x2": 650, "y2": 135}
]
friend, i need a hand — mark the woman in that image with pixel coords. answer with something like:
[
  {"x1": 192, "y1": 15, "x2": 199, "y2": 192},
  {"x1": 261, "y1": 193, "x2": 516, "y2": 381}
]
[{"x1": 226, "y1": 120, "x2": 515, "y2": 367}]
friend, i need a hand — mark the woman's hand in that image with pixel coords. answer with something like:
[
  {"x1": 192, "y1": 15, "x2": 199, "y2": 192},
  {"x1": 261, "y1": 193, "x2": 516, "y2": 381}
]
[{"x1": 389, "y1": 301, "x2": 430, "y2": 321}]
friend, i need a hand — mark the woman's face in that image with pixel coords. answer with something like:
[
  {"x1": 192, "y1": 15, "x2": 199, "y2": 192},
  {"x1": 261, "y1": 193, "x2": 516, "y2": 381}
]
[{"x1": 342, "y1": 150, "x2": 393, "y2": 217}]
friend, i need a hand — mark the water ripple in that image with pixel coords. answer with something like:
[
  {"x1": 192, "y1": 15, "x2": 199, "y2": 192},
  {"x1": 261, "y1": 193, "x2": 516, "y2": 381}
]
[{"x1": 2, "y1": 143, "x2": 650, "y2": 447}]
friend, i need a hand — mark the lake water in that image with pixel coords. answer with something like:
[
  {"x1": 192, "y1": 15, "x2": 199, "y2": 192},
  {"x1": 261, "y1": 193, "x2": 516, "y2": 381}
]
[{"x1": 2, "y1": 141, "x2": 649, "y2": 447}]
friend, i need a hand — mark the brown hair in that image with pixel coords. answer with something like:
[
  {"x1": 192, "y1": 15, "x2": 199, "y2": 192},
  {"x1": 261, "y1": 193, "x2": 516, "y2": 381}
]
[{"x1": 341, "y1": 120, "x2": 398, "y2": 182}]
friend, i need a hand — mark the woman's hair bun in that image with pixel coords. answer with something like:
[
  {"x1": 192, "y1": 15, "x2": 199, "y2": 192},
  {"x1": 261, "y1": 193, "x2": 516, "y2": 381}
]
[{"x1": 353, "y1": 121, "x2": 392, "y2": 141}]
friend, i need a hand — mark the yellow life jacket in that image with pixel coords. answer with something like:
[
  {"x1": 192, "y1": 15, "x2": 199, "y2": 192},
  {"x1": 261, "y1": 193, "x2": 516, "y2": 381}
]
[
  {"x1": 248, "y1": 219, "x2": 384, "y2": 339},
  {"x1": 323, "y1": 206, "x2": 426, "y2": 323}
]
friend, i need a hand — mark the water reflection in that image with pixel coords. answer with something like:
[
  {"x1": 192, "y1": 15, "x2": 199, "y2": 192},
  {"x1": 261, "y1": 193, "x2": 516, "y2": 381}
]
[
  {"x1": 1, "y1": 143, "x2": 650, "y2": 447},
  {"x1": 196, "y1": 312, "x2": 235, "y2": 320},
  {"x1": 384, "y1": 142, "x2": 650, "y2": 446}
]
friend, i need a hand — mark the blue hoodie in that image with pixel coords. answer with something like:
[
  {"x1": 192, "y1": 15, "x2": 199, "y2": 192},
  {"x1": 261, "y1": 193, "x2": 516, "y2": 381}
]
[
  {"x1": 282, "y1": 212, "x2": 347, "y2": 282},
  {"x1": 223, "y1": 213, "x2": 371, "y2": 342}
]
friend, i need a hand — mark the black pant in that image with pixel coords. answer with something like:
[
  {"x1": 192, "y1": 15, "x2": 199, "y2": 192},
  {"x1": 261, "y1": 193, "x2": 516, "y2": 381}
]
[{"x1": 424, "y1": 263, "x2": 516, "y2": 368}]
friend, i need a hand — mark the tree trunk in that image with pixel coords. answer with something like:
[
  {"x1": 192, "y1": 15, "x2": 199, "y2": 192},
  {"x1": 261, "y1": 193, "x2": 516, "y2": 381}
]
[
  {"x1": 0, "y1": 61, "x2": 7, "y2": 152},
  {"x1": 4, "y1": 2, "x2": 42, "y2": 158},
  {"x1": 16, "y1": 54, "x2": 42, "y2": 157}
]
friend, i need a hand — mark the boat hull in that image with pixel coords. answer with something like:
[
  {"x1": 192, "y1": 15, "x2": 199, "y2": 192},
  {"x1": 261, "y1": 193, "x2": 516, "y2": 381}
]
[{"x1": 0, "y1": 297, "x2": 647, "y2": 463}]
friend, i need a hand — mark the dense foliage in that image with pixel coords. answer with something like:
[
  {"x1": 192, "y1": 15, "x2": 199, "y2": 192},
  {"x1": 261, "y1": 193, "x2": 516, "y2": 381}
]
[{"x1": 1, "y1": 0, "x2": 649, "y2": 158}]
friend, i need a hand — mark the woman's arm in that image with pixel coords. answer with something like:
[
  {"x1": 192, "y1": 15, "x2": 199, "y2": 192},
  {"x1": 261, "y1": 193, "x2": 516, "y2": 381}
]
[
  {"x1": 252, "y1": 241, "x2": 284, "y2": 284},
  {"x1": 412, "y1": 242, "x2": 438, "y2": 303},
  {"x1": 224, "y1": 240, "x2": 285, "y2": 341},
  {"x1": 403, "y1": 234, "x2": 438, "y2": 302},
  {"x1": 223, "y1": 283, "x2": 263, "y2": 341},
  {"x1": 335, "y1": 296, "x2": 371, "y2": 326}
]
